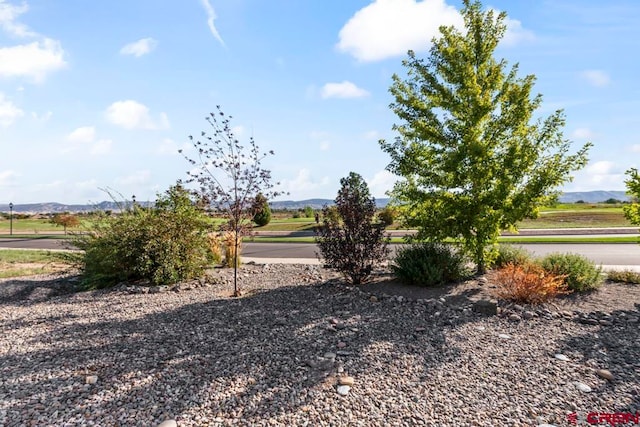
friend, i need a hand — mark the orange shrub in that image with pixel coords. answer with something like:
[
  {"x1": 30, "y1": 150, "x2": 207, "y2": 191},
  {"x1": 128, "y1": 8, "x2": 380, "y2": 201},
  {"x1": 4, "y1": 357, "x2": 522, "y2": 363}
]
[{"x1": 494, "y1": 262, "x2": 570, "y2": 304}]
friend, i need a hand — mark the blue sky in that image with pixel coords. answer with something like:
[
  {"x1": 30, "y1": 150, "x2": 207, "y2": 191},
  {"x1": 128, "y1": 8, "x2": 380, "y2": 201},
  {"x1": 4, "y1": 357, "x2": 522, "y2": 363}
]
[{"x1": 0, "y1": 0, "x2": 638, "y2": 204}]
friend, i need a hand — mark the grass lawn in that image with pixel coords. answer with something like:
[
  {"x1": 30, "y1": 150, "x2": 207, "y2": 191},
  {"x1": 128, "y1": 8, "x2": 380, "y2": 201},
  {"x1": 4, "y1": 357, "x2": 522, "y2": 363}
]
[{"x1": 0, "y1": 249, "x2": 73, "y2": 278}]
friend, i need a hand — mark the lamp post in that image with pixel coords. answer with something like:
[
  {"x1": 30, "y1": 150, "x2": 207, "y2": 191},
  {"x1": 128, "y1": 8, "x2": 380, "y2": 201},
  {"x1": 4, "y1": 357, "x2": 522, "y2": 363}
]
[{"x1": 8, "y1": 202, "x2": 13, "y2": 236}]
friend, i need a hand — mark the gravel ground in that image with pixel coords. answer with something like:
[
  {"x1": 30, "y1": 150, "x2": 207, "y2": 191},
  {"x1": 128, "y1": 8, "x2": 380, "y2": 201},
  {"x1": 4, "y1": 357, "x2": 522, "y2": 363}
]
[{"x1": 1, "y1": 264, "x2": 639, "y2": 427}]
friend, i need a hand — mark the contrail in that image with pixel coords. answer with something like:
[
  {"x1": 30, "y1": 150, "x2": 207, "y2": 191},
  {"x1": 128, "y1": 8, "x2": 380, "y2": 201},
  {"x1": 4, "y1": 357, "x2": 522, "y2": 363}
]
[{"x1": 199, "y1": 0, "x2": 226, "y2": 47}]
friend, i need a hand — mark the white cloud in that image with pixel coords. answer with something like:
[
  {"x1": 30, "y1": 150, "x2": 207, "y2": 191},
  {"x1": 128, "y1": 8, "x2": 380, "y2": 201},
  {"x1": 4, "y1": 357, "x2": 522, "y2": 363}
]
[
  {"x1": 631, "y1": 145, "x2": 640, "y2": 153},
  {"x1": 0, "y1": 0, "x2": 35, "y2": 37},
  {"x1": 280, "y1": 168, "x2": 330, "y2": 197},
  {"x1": 0, "y1": 38, "x2": 66, "y2": 82},
  {"x1": 321, "y1": 81, "x2": 370, "y2": 99},
  {"x1": 116, "y1": 170, "x2": 151, "y2": 186},
  {"x1": 199, "y1": 0, "x2": 225, "y2": 46},
  {"x1": 67, "y1": 126, "x2": 96, "y2": 143},
  {"x1": 0, "y1": 92, "x2": 23, "y2": 126},
  {"x1": 105, "y1": 100, "x2": 170, "y2": 130},
  {"x1": 368, "y1": 170, "x2": 396, "y2": 198},
  {"x1": 30, "y1": 110, "x2": 52, "y2": 122},
  {"x1": 570, "y1": 127, "x2": 595, "y2": 140},
  {"x1": 587, "y1": 160, "x2": 615, "y2": 175},
  {"x1": 502, "y1": 16, "x2": 535, "y2": 46},
  {"x1": 0, "y1": 169, "x2": 17, "y2": 186},
  {"x1": 581, "y1": 70, "x2": 610, "y2": 87},
  {"x1": 91, "y1": 139, "x2": 112, "y2": 155},
  {"x1": 120, "y1": 37, "x2": 158, "y2": 57},
  {"x1": 337, "y1": 0, "x2": 462, "y2": 62},
  {"x1": 319, "y1": 141, "x2": 331, "y2": 151}
]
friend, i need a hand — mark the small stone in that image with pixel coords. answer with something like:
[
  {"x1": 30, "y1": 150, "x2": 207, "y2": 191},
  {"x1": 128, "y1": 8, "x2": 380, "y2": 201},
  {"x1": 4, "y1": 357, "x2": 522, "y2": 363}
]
[
  {"x1": 369, "y1": 295, "x2": 378, "y2": 303},
  {"x1": 330, "y1": 318, "x2": 339, "y2": 325},
  {"x1": 338, "y1": 376, "x2": 355, "y2": 386},
  {"x1": 336, "y1": 385, "x2": 351, "y2": 396},
  {"x1": 498, "y1": 333, "x2": 511, "y2": 339},
  {"x1": 415, "y1": 327, "x2": 426, "y2": 333},
  {"x1": 574, "y1": 382, "x2": 592, "y2": 393},
  {"x1": 554, "y1": 354, "x2": 569, "y2": 362},
  {"x1": 478, "y1": 277, "x2": 488, "y2": 285},
  {"x1": 523, "y1": 311, "x2": 536, "y2": 320},
  {"x1": 337, "y1": 366, "x2": 344, "y2": 373},
  {"x1": 596, "y1": 369, "x2": 613, "y2": 381},
  {"x1": 337, "y1": 342, "x2": 347, "y2": 349},
  {"x1": 508, "y1": 314, "x2": 522, "y2": 322},
  {"x1": 85, "y1": 375, "x2": 98, "y2": 385},
  {"x1": 157, "y1": 421, "x2": 177, "y2": 427},
  {"x1": 323, "y1": 352, "x2": 336, "y2": 360},
  {"x1": 476, "y1": 326, "x2": 486, "y2": 331}
]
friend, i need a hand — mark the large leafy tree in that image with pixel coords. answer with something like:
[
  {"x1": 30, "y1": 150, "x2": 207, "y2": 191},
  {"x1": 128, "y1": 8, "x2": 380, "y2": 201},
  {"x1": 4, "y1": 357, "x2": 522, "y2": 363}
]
[{"x1": 380, "y1": 0, "x2": 591, "y2": 273}]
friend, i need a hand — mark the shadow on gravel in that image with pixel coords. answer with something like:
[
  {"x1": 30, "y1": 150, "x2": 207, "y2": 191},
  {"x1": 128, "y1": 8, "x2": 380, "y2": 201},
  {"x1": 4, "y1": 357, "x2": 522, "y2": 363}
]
[
  {"x1": 555, "y1": 306, "x2": 640, "y2": 415},
  {"x1": 0, "y1": 276, "x2": 484, "y2": 424}
]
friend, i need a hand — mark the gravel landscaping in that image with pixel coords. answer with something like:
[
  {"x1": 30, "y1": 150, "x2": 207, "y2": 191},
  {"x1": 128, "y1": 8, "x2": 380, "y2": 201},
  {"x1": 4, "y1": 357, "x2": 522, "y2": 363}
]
[{"x1": 1, "y1": 263, "x2": 639, "y2": 426}]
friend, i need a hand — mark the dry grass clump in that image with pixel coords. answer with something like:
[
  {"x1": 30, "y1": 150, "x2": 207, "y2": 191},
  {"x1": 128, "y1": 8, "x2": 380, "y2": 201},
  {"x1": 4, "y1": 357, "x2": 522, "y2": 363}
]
[
  {"x1": 495, "y1": 262, "x2": 570, "y2": 304},
  {"x1": 223, "y1": 230, "x2": 241, "y2": 268}
]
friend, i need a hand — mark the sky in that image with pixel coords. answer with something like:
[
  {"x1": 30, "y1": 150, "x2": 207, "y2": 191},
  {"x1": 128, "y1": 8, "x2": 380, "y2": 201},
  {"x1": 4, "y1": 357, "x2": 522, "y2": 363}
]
[{"x1": 0, "y1": 0, "x2": 639, "y2": 204}]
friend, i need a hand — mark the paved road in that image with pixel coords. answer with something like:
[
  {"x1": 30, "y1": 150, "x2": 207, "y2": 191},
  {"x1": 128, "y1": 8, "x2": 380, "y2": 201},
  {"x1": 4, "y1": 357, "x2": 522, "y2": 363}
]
[
  {"x1": 242, "y1": 242, "x2": 640, "y2": 266},
  {"x1": 2, "y1": 239, "x2": 639, "y2": 267}
]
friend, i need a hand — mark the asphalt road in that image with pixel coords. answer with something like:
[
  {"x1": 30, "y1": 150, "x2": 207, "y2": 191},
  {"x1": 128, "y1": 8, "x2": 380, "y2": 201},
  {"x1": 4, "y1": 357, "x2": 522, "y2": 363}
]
[{"x1": 1, "y1": 239, "x2": 639, "y2": 266}]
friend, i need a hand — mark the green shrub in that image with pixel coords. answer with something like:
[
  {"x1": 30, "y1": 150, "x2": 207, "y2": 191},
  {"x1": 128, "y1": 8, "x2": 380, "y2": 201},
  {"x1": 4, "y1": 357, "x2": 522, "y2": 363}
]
[
  {"x1": 303, "y1": 206, "x2": 314, "y2": 218},
  {"x1": 377, "y1": 206, "x2": 397, "y2": 227},
  {"x1": 607, "y1": 269, "x2": 640, "y2": 284},
  {"x1": 391, "y1": 242, "x2": 470, "y2": 287},
  {"x1": 252, "y1": 194, "x2": 272, "y2": 226},
  {"x1": 539, "y1": 253, "x2": 603, "y2": 292},
  {"x1": 492, "y1": 244, "x2": 533, "y2": 269},
  {"x1": 72, "y1": 185, "x2": 214, "y2": 289}
]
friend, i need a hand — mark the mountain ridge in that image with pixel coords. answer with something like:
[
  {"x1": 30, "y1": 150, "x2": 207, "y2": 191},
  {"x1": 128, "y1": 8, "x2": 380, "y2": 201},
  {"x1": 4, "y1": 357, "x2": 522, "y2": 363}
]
[{"x1": 0, "y1": 191, "x2": 631, "y2": 213}]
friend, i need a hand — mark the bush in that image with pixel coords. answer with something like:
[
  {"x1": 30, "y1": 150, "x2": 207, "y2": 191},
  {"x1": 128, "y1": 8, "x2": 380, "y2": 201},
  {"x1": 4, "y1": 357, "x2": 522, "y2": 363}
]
[
  {"x1": 391, "y1": 242, "x2": 470, "y2": 287},
  {"x1": 494, "y1": 262, "x2": 569, "y2": 304},
  {"x1": 252, "y1": 194, "x2": 272, "y2": 226},
  {"x1": 72, "y1": 185, "x2": 214, "y2": 289},
  {"x1": 315, "y1": 172, "x2": 389, "y2": 285},
  {"x1": 377, "y1": 206, "x2": 397, "y2": 227},
  {"x1": 303, "y1": 206, "x2": 314, "y2": 218},
  {"x1": 607, "y1": 269, "x2": 640, "y2": 285},
  {"x1": 492, "y1": 245, "x2": 533, "y2": 269},
  {"x1": 539, "y1": 253, "x2": 603, "y2": 292}
]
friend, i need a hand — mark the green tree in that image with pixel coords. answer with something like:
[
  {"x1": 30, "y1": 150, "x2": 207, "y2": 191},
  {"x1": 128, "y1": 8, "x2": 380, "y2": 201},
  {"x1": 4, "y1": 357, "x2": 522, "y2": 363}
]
[
  {"x1": 315, "y1": 172, "x2": 389, "y2": 285},
  {"x1": 380, "y1": 0, "x2": 590, "y2": 273},
  {"x1": 252, "y1": 193, "x2": 272, "y2": 226},
  {"x1": 624, "y1": 168, "x2": 640, "y2": 226}
]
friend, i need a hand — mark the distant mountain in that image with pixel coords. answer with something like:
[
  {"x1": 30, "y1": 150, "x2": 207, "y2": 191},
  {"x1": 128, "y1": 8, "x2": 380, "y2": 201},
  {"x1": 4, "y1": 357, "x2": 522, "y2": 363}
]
[
  {"x1": 557, "y1": 191, "x2": 629, "y2": 203},
  {"x1": 0, "y1": 191, "x2": 630, "y2": 213}
]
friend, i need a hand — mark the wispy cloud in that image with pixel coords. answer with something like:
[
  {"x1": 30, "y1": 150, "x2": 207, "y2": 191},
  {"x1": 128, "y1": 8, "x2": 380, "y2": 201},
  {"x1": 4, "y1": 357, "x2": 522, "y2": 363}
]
[
  {"x1": 321, "y1": 81, "x2": 370, "y2": 99},
  {"x1": 0, "y1": 92, "x2": 24, "y2": 127},
  {"x1": 581, "y1": 70, "x2": 611, "y2": 87},
  {"x1": 0, "y1": 0, "x2": 36, "y2": 37},
  {"x1": 199, "y1": 0, "x2": 225, "y2": 47},
  {"x1": 120, "y1": 37, "x2": 158, "y2": 57}
]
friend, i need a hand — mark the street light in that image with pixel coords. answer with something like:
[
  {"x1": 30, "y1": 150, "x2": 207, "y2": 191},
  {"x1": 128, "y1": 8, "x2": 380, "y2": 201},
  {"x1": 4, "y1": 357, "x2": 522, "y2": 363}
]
[{"x1": 8, "y1": 202, "x2": 13, "y2": 236}]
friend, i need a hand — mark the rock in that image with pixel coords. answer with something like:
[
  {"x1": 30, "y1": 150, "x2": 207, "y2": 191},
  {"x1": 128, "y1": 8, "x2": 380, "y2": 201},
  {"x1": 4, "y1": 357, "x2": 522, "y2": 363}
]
[
  {"x1": 85, "y1": 375, "x2": 98, "y2": 385},
  {"x1": 157, "y1": 421, "x2": 177, "y2": 427},
  {"x1": 336, "y1": 385, "x2": 351, "y2": 396},
  {"x1": 369, "y1": 295, "x2": 378, "y2": 303},
  {"x1": 473, "y1": 299, "x2": 498, "y2": 316},
  {"x1": 336, "y1": 350, "x2": 352, "y2": 356},
  {"x1": 554, "y1": 354, "x2": 569, "y2": 362},
  {"x1": 523, "y1": 311, "x2": 536, "y2": 320},
  {"x1": 323, "y1": 352, "x2": 336, "y2": 360},
  {"x1": 476, "y1": 326, "x2": 486, "y2": 331},
  {"x1": 498, "y1": 334, "x2": 511, "y2": 340},
  {"x1": 596, "y1": 369, "x2": 614, "y2": 381},
  {"x1": 338, "y1": 376, "x2": 355, "y2": 386},
  {"x1": 415, "y1": 327, "x2": 426, "y2": 333},
  {"x1": 508, "y1": 314, "x2": 522, "y2": 322},
  {"x1": 337, "y1": 342, "x2": 347, "y2": 349},
  {"x1": 574, "y1": 382, "x2": 592, "y2": 393},
  {"x1": 478, "y1": 277, "x2": 489, "y2": 285}
]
